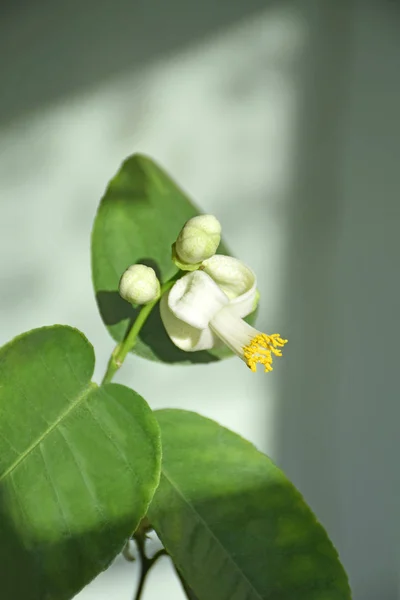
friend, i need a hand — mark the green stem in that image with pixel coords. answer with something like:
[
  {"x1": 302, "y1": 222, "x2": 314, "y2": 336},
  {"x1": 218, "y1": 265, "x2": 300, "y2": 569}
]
[
  {"x1": 133, "y1": 534, "x2": 167, "y2": 600},
  {"x1": 101, "y1": 273, "x2": 181, "y2": 385}
]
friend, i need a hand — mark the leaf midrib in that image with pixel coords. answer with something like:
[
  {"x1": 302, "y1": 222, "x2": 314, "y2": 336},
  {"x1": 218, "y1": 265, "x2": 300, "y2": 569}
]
[
  {"x1": 159, "y1": 468, "x2": 264, "y2": 600},
  {"x1": 0, "y1": 382, "x2": 96, "y2": 483}
]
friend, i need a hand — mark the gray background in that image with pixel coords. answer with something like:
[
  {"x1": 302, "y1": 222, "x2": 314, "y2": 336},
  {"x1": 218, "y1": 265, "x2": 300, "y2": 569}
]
[{"x1": 0, "y1": 1, "x2": 399, "y2": 599}]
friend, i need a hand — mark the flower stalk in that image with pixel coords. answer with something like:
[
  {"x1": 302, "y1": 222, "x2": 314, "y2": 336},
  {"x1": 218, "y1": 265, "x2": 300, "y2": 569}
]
[{"x1": 101, "y1": 274, "x2": 180, "y2": 385}]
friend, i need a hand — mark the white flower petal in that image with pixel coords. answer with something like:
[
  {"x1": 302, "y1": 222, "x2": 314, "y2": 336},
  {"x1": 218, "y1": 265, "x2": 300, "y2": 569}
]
[
  {"x1": 228, "y1": 285, "x2": 257, "y2": 319},
  {"x1": 167, "y1": 270, "x2": 229, "y2": 329},
  {"x1": 160, "y1": 293, "x2": 216, "y2": 351},
  {"x1": 202, "y1": 255, "x2": 257, "y2": 318},
  {"x1": 202, "y1": 255, "x2": 256, "y2": 300}
]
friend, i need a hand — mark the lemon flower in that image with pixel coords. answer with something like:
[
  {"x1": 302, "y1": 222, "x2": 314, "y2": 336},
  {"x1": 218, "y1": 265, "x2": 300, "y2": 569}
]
[{"x1": 160, "y1": 255, "x2": 287, "y2": 372}]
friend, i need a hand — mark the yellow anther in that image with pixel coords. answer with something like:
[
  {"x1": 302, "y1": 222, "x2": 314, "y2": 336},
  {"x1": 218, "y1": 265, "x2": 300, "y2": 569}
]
[{"x1": 243, "y1": 333, "x2": 288, "y2": 373}]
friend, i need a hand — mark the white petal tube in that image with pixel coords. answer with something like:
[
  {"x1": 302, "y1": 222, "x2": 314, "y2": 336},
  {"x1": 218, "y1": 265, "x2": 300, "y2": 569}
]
[{"x1": 209, "y1": 306, "x2": 259, "y2": 361}]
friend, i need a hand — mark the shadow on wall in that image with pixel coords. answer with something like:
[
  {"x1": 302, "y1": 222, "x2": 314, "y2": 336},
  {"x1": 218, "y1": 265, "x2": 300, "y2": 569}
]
[
  {"x1": 274, "y1": 3, "x2": 400, "y2": 600},
  {"x1": 0, "y1": 0, "x2": 274, "y2": 126}
]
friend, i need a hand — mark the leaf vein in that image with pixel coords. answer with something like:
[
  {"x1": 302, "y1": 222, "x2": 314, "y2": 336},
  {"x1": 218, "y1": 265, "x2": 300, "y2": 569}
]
[
  {"x1": 58, "y1": 425, "x2": 108, "y2": 527},
  {"x1": 160, "y1": 469, "x2": 264, "y2": 600},
  {"x1": 85, "y1": 401, "x2": 135, "y2": 478},
  {"x1": 38, "y1": 443, "x2": 72, "y2": 538},
  {"x1": 0, "y1": 384, "x2": 93, "y2": 483}
]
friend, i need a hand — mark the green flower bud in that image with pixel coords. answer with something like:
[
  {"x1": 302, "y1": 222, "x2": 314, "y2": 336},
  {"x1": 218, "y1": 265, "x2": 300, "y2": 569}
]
[
  {"x1": 173, "y1": 214, "x2": 221, "y2": 268},
  {"x1": 119, "y1": 264, "x2": 160, "y2": 305}
]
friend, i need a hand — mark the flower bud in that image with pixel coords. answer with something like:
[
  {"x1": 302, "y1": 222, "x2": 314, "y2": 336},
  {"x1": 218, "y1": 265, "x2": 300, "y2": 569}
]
[
  {"x1": 173, "y1": 214, "x2": 221, "y2": 268},
  {"x1": 119, "y1": 264, "x2": 160, "y2": 305}
]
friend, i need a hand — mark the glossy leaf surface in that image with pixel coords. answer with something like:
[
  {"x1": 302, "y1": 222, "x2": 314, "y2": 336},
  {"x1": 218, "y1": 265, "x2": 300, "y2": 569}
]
[
  {"x1": 0, "y1": 326, "x2": 161, "y2": 599},
  {"x1": 149, "y1": 410, "x2": 351, "y2": 600}
]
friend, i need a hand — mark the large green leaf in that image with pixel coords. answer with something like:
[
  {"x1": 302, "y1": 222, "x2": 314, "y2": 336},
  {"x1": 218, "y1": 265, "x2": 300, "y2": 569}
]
[
  {"x1": 148, "y1": 410, "x2": 351, "y2": 600},
  {"x1": 91, "y1": 153, "x2": 234, "y2": 364},
  {"x1": 0, "y1": 326, "x2": 161, "y2": 600}
]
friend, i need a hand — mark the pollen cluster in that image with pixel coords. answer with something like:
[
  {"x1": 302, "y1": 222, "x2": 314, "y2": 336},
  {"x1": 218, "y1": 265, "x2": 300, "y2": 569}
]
[{"x1": 243, "y1": 333, "x2": 288, "y2": 373}]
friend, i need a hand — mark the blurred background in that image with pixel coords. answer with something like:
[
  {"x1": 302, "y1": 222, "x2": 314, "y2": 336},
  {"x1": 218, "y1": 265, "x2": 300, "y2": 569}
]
[{"x1": 0, "y1": 0, "x2": 399, "y2": 598}]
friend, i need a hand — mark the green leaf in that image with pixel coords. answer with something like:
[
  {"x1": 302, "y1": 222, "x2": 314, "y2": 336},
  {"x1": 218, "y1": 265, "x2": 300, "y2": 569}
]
[
  {"x1": 174, "y1": 567, "x2": 200, "y2": 600},
  {"x1": 91, "y1": 153, "x2": 235, "y2": 364},
  {"x1": 0, "y1": 326, "x2": 161, "y2": 600},
  {"x1": 148, "y1": 410, "x2": 351, "y2": 600}
]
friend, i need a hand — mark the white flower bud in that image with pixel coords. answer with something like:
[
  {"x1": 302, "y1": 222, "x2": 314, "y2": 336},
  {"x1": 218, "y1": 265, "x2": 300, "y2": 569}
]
[
  {"x1": 119, "y1": 264, "x2": 160, "y2": 305},
  {"x1": 174, "y1": 214, "x2": 221, "y2": 266}
]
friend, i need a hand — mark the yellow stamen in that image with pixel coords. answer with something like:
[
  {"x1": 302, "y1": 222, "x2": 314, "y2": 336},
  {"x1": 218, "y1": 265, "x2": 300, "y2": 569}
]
[{"x1": 243, "y1": 333, "x2": 288, "y2": 373}]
